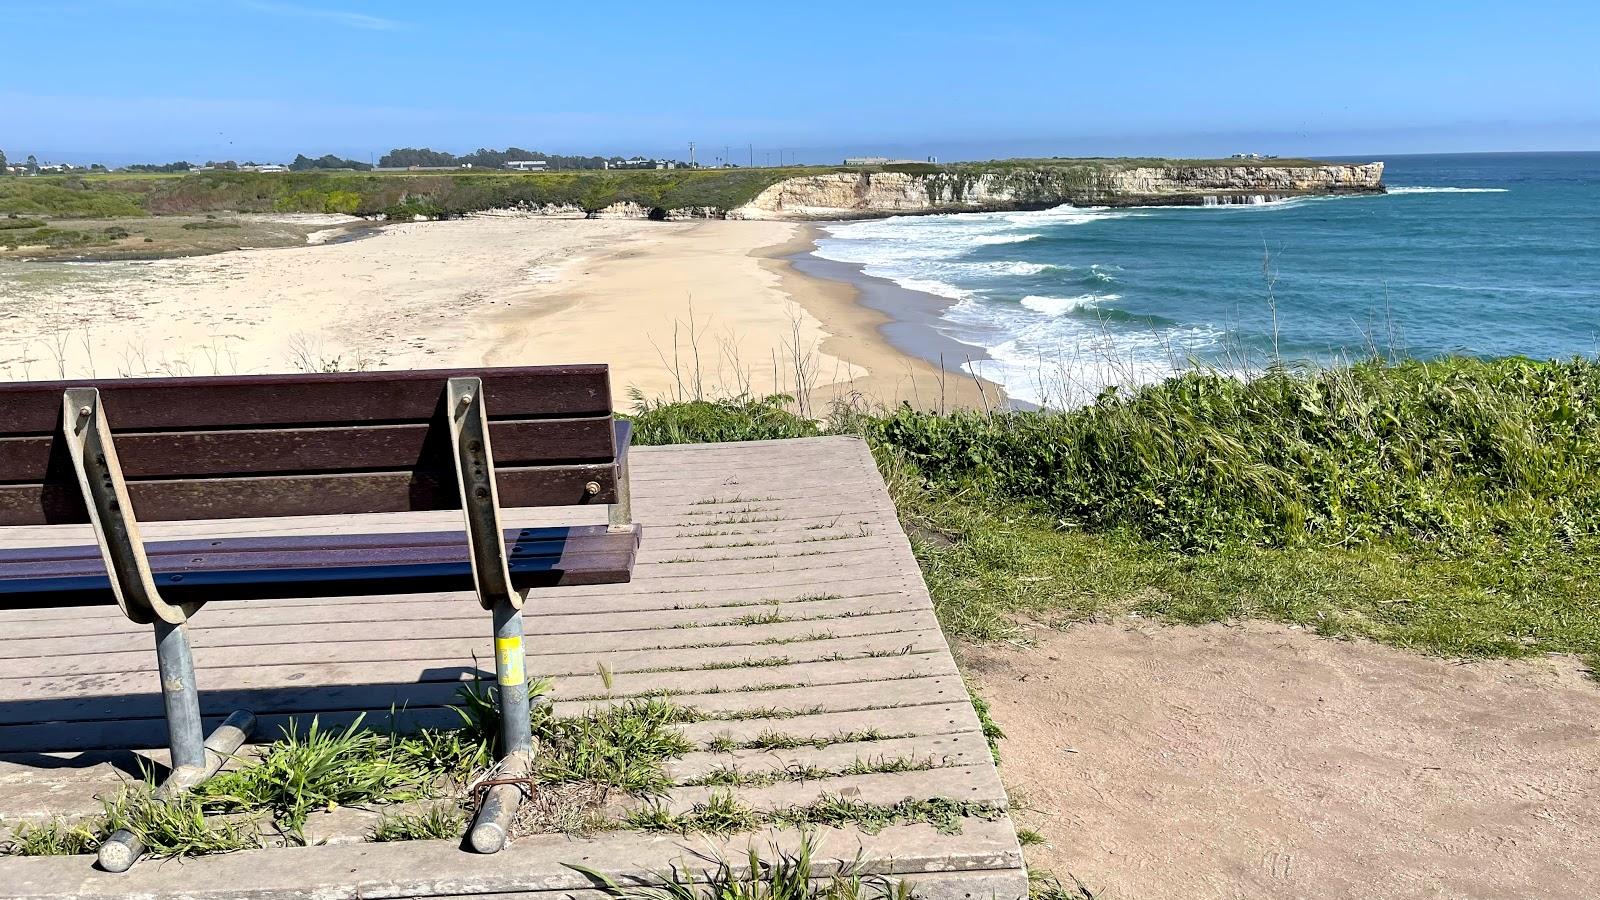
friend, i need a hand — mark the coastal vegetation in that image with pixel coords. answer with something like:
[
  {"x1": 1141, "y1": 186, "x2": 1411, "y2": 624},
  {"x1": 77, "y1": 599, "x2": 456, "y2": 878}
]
[
  {"x1": 1, "y1": 683, "x2": 999, "y2": 859},
  {"x1": 629, "y1": 356, "x2": 1600, "y2": 672},
  {"x1": 0, "y1": 156, "x2": 1357, "y2": 223},
  {"x1": 0, "y1": 168, "x2": 802, "y2": 220},
  {"x1": 0, "y1": 213, "x2": 346, "y2": 259}
]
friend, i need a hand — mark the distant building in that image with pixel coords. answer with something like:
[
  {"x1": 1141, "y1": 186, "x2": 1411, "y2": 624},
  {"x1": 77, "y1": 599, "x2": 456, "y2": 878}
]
[
  {"x1": 239, "y1": 164, "x2": 289, "y2": 173},
  {"x1": 504, "y1": 160, "x2": 548, "y2": 172},
  {"x1": 843, "y1": 156, "x2": 938, "y2": 166},
  {"x1": 605, "y1": 157, "x2": 675, "y2": 170}
]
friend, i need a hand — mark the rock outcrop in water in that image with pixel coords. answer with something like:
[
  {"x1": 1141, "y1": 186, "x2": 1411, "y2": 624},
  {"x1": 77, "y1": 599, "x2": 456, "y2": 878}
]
[{"x1": 728, "y1": 163, "x2": 1385, "y2": 220}]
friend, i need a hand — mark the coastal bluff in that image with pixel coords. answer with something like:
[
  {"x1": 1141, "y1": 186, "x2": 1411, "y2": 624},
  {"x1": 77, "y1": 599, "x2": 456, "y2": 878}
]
[
  {"x1": 0, "y1": 161, "x2": 1386, "y2": 250},
  {"x1": 728, "y1": 162, "x2": 1386, "y2": 220}
]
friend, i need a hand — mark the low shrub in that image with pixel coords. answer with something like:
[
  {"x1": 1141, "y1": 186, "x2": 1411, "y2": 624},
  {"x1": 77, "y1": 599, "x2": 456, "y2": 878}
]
[
  {"x1": 867, "y1": 357, "x2": 1600, "y2": 551},
  {"x1": 628, "y1": 395, "x2": 820, "y2": 446}
]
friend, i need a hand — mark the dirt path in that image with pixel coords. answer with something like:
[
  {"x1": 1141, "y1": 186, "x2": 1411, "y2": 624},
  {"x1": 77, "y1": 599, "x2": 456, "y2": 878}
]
[{"x1": 960, "y1": 620, "x2": 1600, "y2": 899}]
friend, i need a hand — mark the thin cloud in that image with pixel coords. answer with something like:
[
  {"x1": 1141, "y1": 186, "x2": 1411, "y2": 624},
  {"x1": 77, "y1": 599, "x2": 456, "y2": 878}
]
[{"x1": 238, "y1": 1, "x2": 402, "y2": 31}]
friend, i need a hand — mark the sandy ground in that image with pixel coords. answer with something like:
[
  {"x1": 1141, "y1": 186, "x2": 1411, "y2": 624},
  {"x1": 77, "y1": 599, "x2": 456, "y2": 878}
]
[
  {"x1": 0, "y1": 215, "x2": 994, "y2": 409},
  {"x1": 961, "y1": 621, "x2": 1600, "y2": 900}
]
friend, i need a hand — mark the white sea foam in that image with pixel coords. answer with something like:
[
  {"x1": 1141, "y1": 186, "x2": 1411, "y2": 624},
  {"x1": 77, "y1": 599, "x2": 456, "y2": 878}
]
[
  {"x1": 894, "y1": 278, "x2": 971, "y2": 301},
  {"x1": 1386, "y1": 186, "x2": 1510, "y2": 194},
  {"x1": 814, "y1": 204, "x2": 1228, "y2": 407},
  {"x1": 1020, "y1": 294, "x2": 1111, "y2": 316},
  {"x1": 971, "y1": 233, "x2": 1042, "y2": 245}
]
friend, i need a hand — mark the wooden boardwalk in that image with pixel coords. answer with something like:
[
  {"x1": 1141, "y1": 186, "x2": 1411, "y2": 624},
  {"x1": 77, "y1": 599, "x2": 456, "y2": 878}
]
[{"x1": 0, "y1": 436, "x2": 1025, "y2": 900}]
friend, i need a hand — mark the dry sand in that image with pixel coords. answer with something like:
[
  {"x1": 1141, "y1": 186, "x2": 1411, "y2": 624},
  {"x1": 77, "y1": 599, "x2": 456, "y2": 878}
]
[
  {"x1": 962, "y1": 621, "x2": 1600, "y2": 899},
  {"x1": 0, "y1": 215, "x2": 996, "y2": 409}
]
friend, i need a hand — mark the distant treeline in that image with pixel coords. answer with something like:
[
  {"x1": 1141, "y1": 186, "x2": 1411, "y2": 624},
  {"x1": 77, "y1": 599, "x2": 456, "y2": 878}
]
[{"x1": 377, "y1": 147, "x2": 677, "y2": 170}]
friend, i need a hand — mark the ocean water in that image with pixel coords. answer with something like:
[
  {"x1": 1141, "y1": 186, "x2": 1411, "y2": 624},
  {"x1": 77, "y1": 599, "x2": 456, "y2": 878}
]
[{"x1": 812, "y1": 152, "x2": 1600, "y2": 406}]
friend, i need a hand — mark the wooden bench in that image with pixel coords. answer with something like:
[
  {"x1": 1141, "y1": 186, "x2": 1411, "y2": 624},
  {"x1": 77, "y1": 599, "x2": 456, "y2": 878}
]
[{"x1": 0, "y1": 365, "x2": 639, "y2": 869}]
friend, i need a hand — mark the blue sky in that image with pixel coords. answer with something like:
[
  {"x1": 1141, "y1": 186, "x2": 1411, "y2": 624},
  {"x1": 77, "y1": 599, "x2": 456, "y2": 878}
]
[{"x1": 5, "y1": 0, "x2": 1599, "y2": 165}]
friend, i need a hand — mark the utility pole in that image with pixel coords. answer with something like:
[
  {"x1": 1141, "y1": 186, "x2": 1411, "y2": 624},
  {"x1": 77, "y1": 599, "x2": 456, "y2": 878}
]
[
  {"x1": 724, "y1": 145, "x2": 731, "y2": 168},
  {"x1": 749, "y1": 144, "x2": 754, "y2": 168},
  {"x1": 688, "y1": 142, "x2": 696, "y2": 167}
]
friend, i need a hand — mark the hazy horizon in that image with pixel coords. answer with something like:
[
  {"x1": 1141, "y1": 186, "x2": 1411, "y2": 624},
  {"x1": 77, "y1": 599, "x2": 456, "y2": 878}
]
[{"x1": 5, "y1": 0, "x2": 1597, "y2": 168}]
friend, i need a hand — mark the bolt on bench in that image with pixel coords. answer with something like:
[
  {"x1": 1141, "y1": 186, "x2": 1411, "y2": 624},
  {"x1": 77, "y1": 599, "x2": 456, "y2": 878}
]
[{"x1": 0, "y1": 365, "x2": 639, "y2": 870}]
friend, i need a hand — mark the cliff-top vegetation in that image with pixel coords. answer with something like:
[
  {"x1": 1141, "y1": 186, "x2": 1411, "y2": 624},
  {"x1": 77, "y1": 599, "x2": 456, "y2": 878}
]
[
  {"x1": 0, "y1": 156, "x2": 1355, "y2": 221},
  {"x1": 630, "y1": 356, "x2": 1600, "y2": 673}
]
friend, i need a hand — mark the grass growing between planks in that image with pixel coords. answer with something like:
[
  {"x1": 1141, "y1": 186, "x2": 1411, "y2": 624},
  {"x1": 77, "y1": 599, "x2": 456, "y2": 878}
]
[
  {"x1": 1, "y1": 784, "x2": 258, "y2": 859},
  {"x1": 3, "y1": 677, "x2": 1002, "y2": 858},
  {"x1": 370, "y1": 805, "x2": 468, "y2": 842},
  {"x1": 625, "y1": 792, "x2": 1005, "y2": 837},
  {"x1": 569, "y1": 831, "x2": 913, "y2": 900},
  {"x1": 0, "y1": 682, "x2": 698, "y2": 856}
]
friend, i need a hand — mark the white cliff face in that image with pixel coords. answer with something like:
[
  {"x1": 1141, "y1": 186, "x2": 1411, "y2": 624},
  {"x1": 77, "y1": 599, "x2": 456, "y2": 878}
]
[
  {"x1": 731, "y1": 163, "x2": 1384, "y2": 220},
  {"x1": 1102, "y1": 163, "x2": 1385, "y2": 195}
]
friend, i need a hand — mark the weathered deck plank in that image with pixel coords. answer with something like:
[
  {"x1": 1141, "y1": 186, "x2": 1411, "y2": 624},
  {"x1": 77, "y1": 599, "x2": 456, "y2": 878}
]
[{"x1": 0, "y1": 437, "x2": 1024, "y2": 900}]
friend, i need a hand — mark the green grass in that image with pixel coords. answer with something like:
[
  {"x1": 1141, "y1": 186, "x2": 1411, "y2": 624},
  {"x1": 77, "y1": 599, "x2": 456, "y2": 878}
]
[
  {"x1": 370, "y1": 805, "x2": 467, "y2": 842},
  {"x1": 966, "y1": 685, "x2": 1006, "y2": 764},
  {"x1": 568, "y1": 831, "x2": 912, "y2": 900},
  {"x1": 1, "y1": 817, "x2": 104, "y2": 856},
  {"x1": 633, "y1": 357, "x2": 1600, "y2": 673},
  {"x1": 2, "y1": 784, "x2": 257, "y2": 858},
  {"x1": 0, "y1": 680, "x2": 706, "y2": 859},
  {"x1": 684, "y1": 755, "x2": 937, "y2": 788},
  {"x1": 627, "y1": 793, "x2": 1004, "y2": 837},
  {"x1": 629, "y1": 396, "x2": 821, "y2": 445},
  {"x1": 531, "y1": 697, "x2": 698, "y2": 795},
  {"x1": 196, "y1": 714, "x2": 425, "y2": 840},
  {"x1": 709, "y1": 729, "x2": 905, "y2": 752},
  {"x1": 102, "y1": 785, "x2": 258, "y2": 858},
  {"x1": 625, "y1": 793, "x2": 1002, "y2": 837},
  {"x1": 900, "y1": 487, "x2": 1600, "y2": 666},
  {"x1": 1029, "y1": 870, "x2": 1097, "y2": 900}
]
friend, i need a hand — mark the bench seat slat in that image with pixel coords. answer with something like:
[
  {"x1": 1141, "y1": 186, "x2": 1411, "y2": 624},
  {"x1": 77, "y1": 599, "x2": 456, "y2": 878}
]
[
  {"x1": 0, "y1": 525, "x2": 641, "y2": 607},
  {"x1": 0, "y1": 526, "x2": 588, "y2": 564},
  {"x1": 0, "y1": 417, "x2": 617, "y2": 483}
]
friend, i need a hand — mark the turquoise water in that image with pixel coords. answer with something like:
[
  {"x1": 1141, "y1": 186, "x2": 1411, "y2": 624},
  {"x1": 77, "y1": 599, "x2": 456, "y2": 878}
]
[{"x1": 814, "y1": 152, "x2": 1600, "y2": 405}]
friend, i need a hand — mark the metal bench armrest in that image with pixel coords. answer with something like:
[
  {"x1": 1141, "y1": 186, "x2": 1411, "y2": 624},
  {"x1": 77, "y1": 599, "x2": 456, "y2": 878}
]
[{"x1": 609, "y1": 419, "x2": 635, "y2": 534}]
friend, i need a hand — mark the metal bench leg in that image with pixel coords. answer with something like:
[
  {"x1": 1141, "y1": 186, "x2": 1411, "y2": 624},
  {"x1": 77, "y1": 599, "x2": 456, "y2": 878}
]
[
  {"x1": 60, "y1": 388, "x2": 257, "y2": 872},
  {"x1": 154, "y1": 620, "x2": 208, "y2": 773},
  {"x1": 468, "y1": 596, "x2": 536, "y2": 853},
  {"x1": 98, "y1": 621, "x2": 256, "y2": 872},
  {"x1": 446, "y1": 377, "x2": 537, "y2": 853}
]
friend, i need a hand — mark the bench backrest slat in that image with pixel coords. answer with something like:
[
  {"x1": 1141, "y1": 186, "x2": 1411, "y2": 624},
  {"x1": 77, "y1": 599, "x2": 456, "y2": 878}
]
[
  {"x1": 0, "y1": 366, "x2": 620, "y2": 527},
  {"x1": 0, "y1": 366, "x2": 611, "y2": 433},
  {"x1": 0, "y1": 418, "x2": 616, "y2": 482}
]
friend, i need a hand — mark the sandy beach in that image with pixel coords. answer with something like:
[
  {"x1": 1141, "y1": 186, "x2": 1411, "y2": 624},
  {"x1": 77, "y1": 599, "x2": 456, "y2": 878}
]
[{"x1": 0, "y1": 215, "x2": 997, "y2": 410}]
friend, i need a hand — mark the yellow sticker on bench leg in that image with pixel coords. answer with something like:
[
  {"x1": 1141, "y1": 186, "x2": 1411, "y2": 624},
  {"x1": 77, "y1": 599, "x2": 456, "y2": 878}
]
[{"x1": 494, "y1": 636, "x2": 525, "y2": 686}]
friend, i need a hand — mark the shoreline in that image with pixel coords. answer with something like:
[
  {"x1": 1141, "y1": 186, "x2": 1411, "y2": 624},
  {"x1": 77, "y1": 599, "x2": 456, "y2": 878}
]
[
  {"x1": 0, "y1": 215, "x2": 1003, "y2": 412},
  {"x1": 754, "y1": 225, "x2": 1004, "y2": 411}
]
